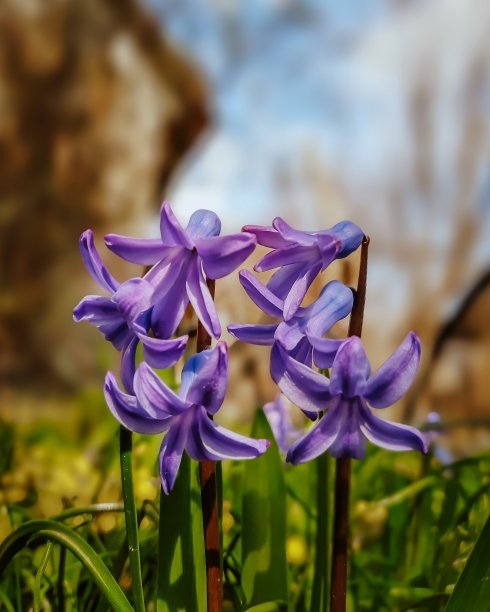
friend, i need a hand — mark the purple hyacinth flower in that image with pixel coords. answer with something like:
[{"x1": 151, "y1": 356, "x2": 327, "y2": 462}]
[
  {"x1": 104, "y1": 202, "x2": 257, "y2": 339},
  {"x1": 73, "y1": 230, "x2": 188, "y2": 392},
  {"x1": 263, "y1": 394, "x2": 304, "y2": 453},
  {"x1": 243, "y1": 217, "x2": 363, "y2": 320},
  {"x1": 271, "y1": 332, "x2": 427, "y2": 463},
  {"x1": 104, "y1": 342, "x2": 270, "y2": 494},
  {"x1": 228, "y1": 277, "x2": 353, "y2": 369}
]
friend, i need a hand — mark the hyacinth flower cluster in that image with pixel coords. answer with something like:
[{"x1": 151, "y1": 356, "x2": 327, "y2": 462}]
[
  {"x1": 74, "y1": 202, "x2": 268, "y2": 493},
  {"x1": 229, "y1": 216, "x2": 427, "y2": 462}
]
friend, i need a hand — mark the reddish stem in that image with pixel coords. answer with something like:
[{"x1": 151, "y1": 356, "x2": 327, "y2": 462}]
[
  {"x1": 196, "y1": 279, "x2": 223, "y2": 612},
  {"x1": 330, "y1": 236, "x2": 369, "y2": 612}
]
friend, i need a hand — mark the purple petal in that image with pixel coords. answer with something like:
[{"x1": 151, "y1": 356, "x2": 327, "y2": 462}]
[
  {"x1": 239, "y1": 270, "x2": 284, "y2": 317},
  {"x1": 121, "y1": 336, "x2": 138, "y2": 393},
  {"x1": 80, "y1": 230, "x2": 119, "y2": 293},
  {"x1": 315, "y1": 233, "x2": 339, "y2": 268},
  {"x1": 264, "y1": 394, "x2": 304, "y2": 452},
  {"x1": 104, "y1": 235, "x2": 166, "y2": 265},
  {"x1": 329, "y1": 221, "x2": 364, "y2": 258},
  {"x1": 270, "y1": 343, "x2": 331, "y2": 413},
  {"x1": 274, "y1": 322, "x2": 304, "y2": 353},
  {"x1": 74, "y1": 298, "x2": 129, "y2": 349},
  {"x1": 254, "y1": 244, "x2": 316, "y2": 273},
  {"x1": 266, "y1": 263, "x2": 308, "y2": 301},
  {"x1": 183, "y1": 342, "x2": 228, "y2": 415},
  {"x1": 228, "y1": 323, "x2": 277, "y2": 346},
  {"x1": 359, "y1": 400, "x2": 427, "y2": 453},
  {"x1": 138, "y1": 333, "x2": 188, "y2": 370},
  {"x1": 303, "y1": 281, "x2": 353, "y2": 337},
  {"x1": 149, "y1": 256, "x2": 191, "y2": 338},
  {"x1": 195, "y1": 233, "x2": 256, "y2": 279},
  {"x1": 290, "y1": 337, "x2": 313, "y2": 366},
  {"x1": 187, "y1": 406, "x2": 269, "y2": 461},
  {"x1": 73, "y1": 295, "x2": 120, "y2": 324},
  {"x1": 186, "y1": 258, "x2": 221, "y2": 338},
  {"x1": 330, "y1": 337, "x2": 370, "y2": 398},
  {"x1": 160, "y1": 202, "x2": 193, "y2": 249},
  {"x1": 286, "y1": 399, "x2": 344, "y2": 464},
  {"x1": 329, "y1": 399, "x2": 366, "y2": 459},
  {"x1": 283, "y1": 262, "x2": 323, "y2": 320},
  {"x1": 112, "y1": 278, "x2": 153, "y2": 323},
  {"x1": 159, "y1": 418, "x2": 189, "y2": 495},
  {"x1": 272, "y1": 217, "x2": 317, "y2": 246},
  {"x1": 134, "y1": 362, "x2": 189, "y2": 418},
  {"x1": 309, "y1": 337, "x2": 344, "y2": 369},
  {"x1": 186, "y1": 209, "x2": 222, "y2": 240},
  {"x1": 364, "y1": 332, "x2": 421, "y2": 408},
  {"x1": 242, "y1": 225, "x2": 290, "y2": 248},
  {"x1": 104, "y1": 372, "x2": 171, "y2": 434}
]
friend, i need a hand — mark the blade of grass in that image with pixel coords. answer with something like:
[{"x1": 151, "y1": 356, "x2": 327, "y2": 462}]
[
  {"x1": 34, "y1": 540, "x2": 54, "y2": 612},
  {"x1": 242, "y1": 410, "x2": 288, "y2": 608},
  {"x1": 445, "y1": 513, "x2": 490, "y2": 611}
]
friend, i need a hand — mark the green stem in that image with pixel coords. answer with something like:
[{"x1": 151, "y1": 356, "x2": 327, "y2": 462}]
[
  {"x1": 311, "y1": 451, "x2": 330, "y2": 612},
  {"x1": 53, "y1": 502, "x2": 124, "y2": 522},
  {"x1": 34, "y1": 540, "x2": 54, "y2": 612},
  {"x1": 57, "y1": 545, "x2": 66, "y2": 612},
  {"x1": 119, "y1": 427, "x2": 145, "y2": 612}
]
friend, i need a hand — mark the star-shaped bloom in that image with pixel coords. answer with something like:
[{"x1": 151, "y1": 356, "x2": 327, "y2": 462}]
[
  {"x1": 228, "y1": 276, "x2": 353, "y2": 369},
  {"x1": 243, "y1": 217, "x2": 363, "y2": 320},
  {"x1": 104, "y1": 342, "x2": 270, "y2": 494},
  {"x1": 263, "y1": 394, "x2": 305, "y2": 453},
  {"x1": 271, "y1": 332, "x2": 427, "y2": 462},
  {"x1": 104, "y1": 203, "x2": 257, "y2": 339},
  {"x1": 73, "y1": 230, "x2": 188, "y2": 392}
]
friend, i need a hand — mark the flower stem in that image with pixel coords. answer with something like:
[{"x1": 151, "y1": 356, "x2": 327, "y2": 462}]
[
  {"x1": 197, "y1": 279, "x2": 223, "y2": 612},
  {"x1": 311, "y1": 451, "x2": 330, "y2": 612},
  {"x1": 119, "y1": 426, "x2": 145, "y2": 612},
  {"x1": 330, "y1": 236, "x2": 369, "y2": 612}
]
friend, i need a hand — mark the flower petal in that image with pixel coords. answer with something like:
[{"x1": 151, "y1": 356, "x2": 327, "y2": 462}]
[
  {"x1": 150, "y1": 256, "x2": 191, "y2": 338},
  {"x1": 195, "y1": 233, "x2": 256, "y2": 279},
  {"x1": 359, "y1": 401, "x2": 427, "y2": 453},
  {"x1": 80, "y1": 230, "x2": 119, "y2": 293},
  {"x1": 264, "y1": 394, "x2": 304, "y2": 452},
  {"x1": 364, "y1": 332, "x2": 421, "y2": 408},
  {"x1": 286, "y1": 399, "x2": 344, "y2": 464},
  {"x1": 227, "y1": 323, "x2": 277, "y2": 346},
  {"x1": 329, "y1": 337, "x2": 370, "y2": 397},
  {"x1": 329, "y1": 398, "x2": 366, "y2": 459},
  {"x1": 329, "y1": 221, "x2": 364, "y2": 258},
  {"x1": 186, "y1": 209, "x2": 222, "y2": 240},
  {"x1": 303, "y1": 281, "x2": 353, "y2": 337},
  {"x1": 242, "y1": 225, "x2": 290, "y2": 248},
  {"x1": 272, "y1": 217, "x2": 317, "y2": 246},
  {"x1": 104, "y1": 235, "x2": 167, "y2": 265},
  {"x1": 160, "y1": 201, "x2": 193, "y2": 248},
  {"x1": 309, "y1": 337, "x2": 344, "y2": 369},
  {"x1": 134, "y1": 362, "x2": 189, "y2": 418},
  {"x1": 104, "y1": 372, "x2": 170, "y2": 434},
  {"x1": 270, "y1": 343, "x2": 331, "y2": 413},
  {"x1": 266, "y1": 263, "x2": 307, "y2": 301},
  {"x1": 121, "y1": 336, "x2": 139, "y2": 393},
  {"x1": 186, "y1": 257, "x2": 221, "y2": 338},
  {"x1": 74, "y1": 297, "x2": 128, "y2": 349},
  {"x1": 274, "y1": 321, "x2": 304, "y2": 353},
  {"x1": 159, "y1": 419, "x2": 189, "y2": 495},
  {"x1": 138, "y1": 333, "x2": 188, "y2": 370},
  {"x1": 112, "y1": 278, "x2": 153, "y2": 323},
  {"x1": 254, "y1": 244, "x2": 316, "y2": 273},
  {"x1": 239, "y1": 270, "x2": 284, "y2": 317},
  {"x1": 283, "y1": 262, "x2": 323, "y2": 320},
  {"x1": 184, "y1": 342, "x2": 228, "y2": 415},
  {"x1": 188, "y1": 406, "x2": 269, "y2": 460}
]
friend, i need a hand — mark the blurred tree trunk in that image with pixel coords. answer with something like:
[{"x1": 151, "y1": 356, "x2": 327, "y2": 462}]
[{"x1": 0, "y1": 0, "x2": 208, "y2": 390}]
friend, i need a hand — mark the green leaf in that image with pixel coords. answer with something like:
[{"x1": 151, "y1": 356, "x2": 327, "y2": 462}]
[
  {"x1": 157, "y1": 454, "x2": 206, "y2": 612},
  {"x1": 245, "y1": 600, "x2": 288, "y2": 611},
  {"x1": 242, "y1": 409, "x2": 288, "y2": 608},
  {"x1": 0, "y1": 520, "x2": 133, "y2": 612},
  {"x1": 445, "y1": 513, "x2": 490, "y2": 612}
]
